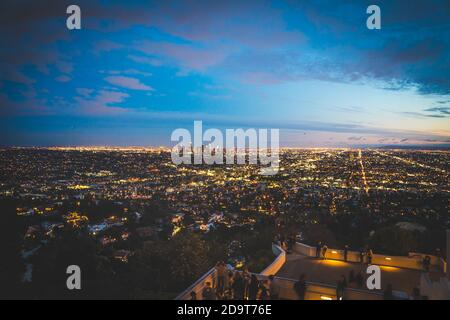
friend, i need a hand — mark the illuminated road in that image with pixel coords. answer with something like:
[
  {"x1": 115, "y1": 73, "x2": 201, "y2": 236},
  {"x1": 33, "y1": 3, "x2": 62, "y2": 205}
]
[
  {"x1": 357, "y1": 150, "x2": 370, "y2": 195},
  {"x1": 373, "y1": 150, "x2": 447, "y2": 175}
]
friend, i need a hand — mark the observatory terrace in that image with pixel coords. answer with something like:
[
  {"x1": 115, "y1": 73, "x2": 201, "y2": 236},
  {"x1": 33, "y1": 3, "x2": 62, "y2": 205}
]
[{"x1": 177, "y1": 240, "x2": 449, "y2": 300}]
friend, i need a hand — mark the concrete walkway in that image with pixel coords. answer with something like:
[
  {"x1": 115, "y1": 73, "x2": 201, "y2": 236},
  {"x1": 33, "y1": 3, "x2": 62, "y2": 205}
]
[{"x1": 276, "y1": 253, "x2": 442, "y2": 295}]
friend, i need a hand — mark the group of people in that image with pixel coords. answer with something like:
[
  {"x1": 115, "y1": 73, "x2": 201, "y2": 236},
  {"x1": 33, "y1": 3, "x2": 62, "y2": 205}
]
[
  {"x1": 336, "y1": 273, "x2": 401, "y2": 300},
  {"x1": 335, "y1": 272, "x2": 365, "y2": 300},
  {"x1": 193, "y1": 262, "x2": 280, "y2": 300},
  {"x1": 316, "y1": 242, "x2": 375, "y2": 265},
  {"x1": 195, "y1": 268, "x2": 309, "y2": 301},
  {"x1": 193, "y1": 262, "x2": 410, "y2": 300},
  {"x1": 315, "y1": 242, "x2": 329, "y2": 259},
  {"x1": 274, "y1": 234, "x2": 296, "y2": 253},
  {"x1": 193, "y1": 238, "x2": 432, "y2": 301},
  {"x1": 359, "y1": 248, "x2": 374, "y2": 264}
]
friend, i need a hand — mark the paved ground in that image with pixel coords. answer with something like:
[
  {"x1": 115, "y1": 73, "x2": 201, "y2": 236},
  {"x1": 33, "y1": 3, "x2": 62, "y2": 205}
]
[{"x1": 276, "y1": 253, "x2": 443, "y2": 295}]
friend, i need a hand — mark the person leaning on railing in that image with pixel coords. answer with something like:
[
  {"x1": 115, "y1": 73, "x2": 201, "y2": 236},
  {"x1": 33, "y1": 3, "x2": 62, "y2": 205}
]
[
  {"x1": 259, "y1": 281, "x2": 270, "y2": 300},
  {"x1": 422, "y1": 256, "x2": 431, "y2": 272},
  {"x1": 269, "y1": 275, "x2": 280, "y2": 300},
  {"x1": 232, "y1": 271, "x2": 245, "y2": 300},
  {"x1": 248, "y1": 274, "x2": 259, "y2": 300},
  {"x1": 215, "y1": 261, "x2": 227, "y2": 296},
  {"x1": 202, "y1": 281, "x2": 217, "y2": 300}
]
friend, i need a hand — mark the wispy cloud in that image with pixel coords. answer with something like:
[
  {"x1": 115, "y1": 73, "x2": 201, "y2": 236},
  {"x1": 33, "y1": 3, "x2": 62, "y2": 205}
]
[
  {"x1": 135, "y1": 40, "x2": 229, "y2": 72},
  {"x1": 424, "y1": 106, "x2": 450, "y2": 116},
  {"x1": 74, "y1": 90, "x2": 129, "y2": 115},
  {"x1": 104, "y1": 76, "x2": 154, "y2": 91},
  {"x1": 55, "y1": 75, "x2": 71, "y2": 83},
  {"x1": 400, "y1": 105, "x2": 450, "y2": 119},
  {"x1": 93, "y1": 40, "x2": 124, "y2": 54}
]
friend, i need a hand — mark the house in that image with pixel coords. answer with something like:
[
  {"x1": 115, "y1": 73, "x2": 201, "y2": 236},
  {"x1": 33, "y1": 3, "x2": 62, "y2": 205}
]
[
  {"x1": 114, "y1": 250, "x2": 132, "y2": 263},
  {"x1": 136, "y1": 226, "x2": 156, "y2": 239}
]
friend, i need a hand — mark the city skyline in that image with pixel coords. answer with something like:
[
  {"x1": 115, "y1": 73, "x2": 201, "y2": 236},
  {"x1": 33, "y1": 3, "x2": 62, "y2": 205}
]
[{"x1": 1, "y1": 0, "x2": 449, "y2": 147}]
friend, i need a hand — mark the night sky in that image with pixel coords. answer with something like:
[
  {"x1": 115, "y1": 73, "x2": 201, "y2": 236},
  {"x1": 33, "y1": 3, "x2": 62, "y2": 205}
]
[{"x1": 0, "y1": 0, "x2": 449, "y2": 147}]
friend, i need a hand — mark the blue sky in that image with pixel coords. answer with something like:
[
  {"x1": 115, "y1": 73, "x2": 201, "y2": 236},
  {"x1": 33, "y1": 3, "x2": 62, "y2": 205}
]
[{"x1": 0, "y1": 0, "x2": 449, "y2": 147}]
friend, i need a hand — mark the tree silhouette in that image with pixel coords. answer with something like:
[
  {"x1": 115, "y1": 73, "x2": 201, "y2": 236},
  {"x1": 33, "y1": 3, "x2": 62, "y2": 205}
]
[{"x1": 0, "y1": 199, "x2": 25, "y2": 299}]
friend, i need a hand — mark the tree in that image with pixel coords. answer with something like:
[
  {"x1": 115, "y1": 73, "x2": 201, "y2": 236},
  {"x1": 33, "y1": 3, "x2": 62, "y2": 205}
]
[
  {"x1": 127, "y1": 231, "x2": 211, "y2": 298},
  {"x1": 0, "y1": 199, "x2": 25, "y2": 299},
  {"x1": 31, "y1": 229, "x2": 116, "y2": 299},
  {"x1": 369, "y1": 225, "x2": 420, "y2": 256}
]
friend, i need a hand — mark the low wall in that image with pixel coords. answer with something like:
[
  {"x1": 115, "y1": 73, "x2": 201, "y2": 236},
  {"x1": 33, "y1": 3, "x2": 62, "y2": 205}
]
[
  {"x1": 177, "y1": 241, "x2": 427, "y2": 300},
  {"x1": 293, "y1": 242, "x2": 316, "y2": 257},
  {"x1": 176, "y1": 243, "x2": 286, "y2": 300},
  {"x1": 272, "y1": 276, "x2": 395, "y2": 300},
  {"x1": 410, "y1": 252, "x2": 447, "y2": 274},
  {"x1": 175, "y1": 267, "x2": 217, "y2": 300},
  {"x1": 260, "y1": 244, "x2": 286, "y2": 276},
  {"x1": 294, "y1": 242, "x2": 443, "y2": 272},
  {"x1": 420, "y1": 273, "x2": 450, "y2": 300}
]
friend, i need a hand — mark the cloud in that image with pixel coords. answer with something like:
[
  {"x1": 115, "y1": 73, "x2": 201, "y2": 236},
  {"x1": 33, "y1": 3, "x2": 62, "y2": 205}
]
[
  {"x1": 135, "y1": 40, "x2": 229, "y2": 71},
  {"x1": 2, "y1": 0, "x2": 449, "y2": 95},
  {"x1": 400, "y1": 105, "x2": 450, "y2": 119},
  {"x1": 424, "y1": 106, "x2": 450, "y2": 116},
  {"x1": 55, "y1": 61, "x2": 74, "y2": 74},
  {"x1": 188, "y1": 91, "x2": 232, "y2": 100},
  {"x1": 105, "y1": 69, "x2": 152, "y2": 77},
  {"x1": 74, "y1": 90, "x2": 129, "y2": 115},
  {"x1": 0, "y1": 66, "x2": 35, "y2": 85},
  {"x1": 93, "y1": 40, "x2": 124, "y2": 54},
  {"x1": 400, "y1": 111, "x2": 446, "y2": 119},
  {"x1": 127, "y1": 55, "x2": 163, "y2": 67},
  {"x1": 104, "y1": 76, "x2": 154, "y2": 91},
  {"x1": 76, "y1": 88, "x2": 94, "y2": 98},
  {"x1": 55, "y1": 75, "x2": 71, "y2": 82},
  {"x1": 0, "y1": 85, "x2": 51, "y2": 116}
]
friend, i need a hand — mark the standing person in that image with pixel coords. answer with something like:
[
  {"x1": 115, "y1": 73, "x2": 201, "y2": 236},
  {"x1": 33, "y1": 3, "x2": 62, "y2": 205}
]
[
  {"x1": 336, "y1": 275, "x2": 347, "y2": 300},
  {"x1": 344, "y1": 245, "x2": 349, "y2": 262},
  {"x1": 274, "y1": 234, "x2": 280, "y2": 247},
  {"x1": 348, "y1": 270, "x2": 355, "y2": 285},
  {"x1": 294, "y1": 274, "x2": 307, "y2": 300},
  {"x1": 367, "y1": 249, "x2": 373, "y2": 265},
  {"x1": 248, "y1": 274, "x2": 260, "y2": 300},
  {"x1": 280, "y1": 234, "x2": 286, "y2": 249},
  {"x1": 215, "y1": 261, "x2": 227, "y2": 296},
  {"x1": 268, "y1": 275, "x2": 280, "y2": 300},
  {"x1": 422, "y1": 256, "x2": 431, "y2": 272},
  {"x1": 260, "y1": 282, "x2": 270, "y2": 300},
  {"x1": 355, "y1": 271, "x2": 364, "y2": 288},
  {"x1": 287, "y1": 236, "x2": 294, "y2": 253},
  {"x1": 435, "y1": 248, "x2": 441, "y2": 258},
  {"x1": 232, "y1": 272, "x2": 245, "y2": 300},
  {"x1": 322, "y1": 245, "x2": 328, "y2": 260},
  {"x1": 359, "y1": 249, "x2": 365, "y2": 264},
  {"x1": 225, "y1": 270, "x2": 234, "y2": 299},
  {"x1": 411, "y1": 287, "x2": 421, "y2": 300},
  {"x1": 190, "y1": 291, "x2": 197, "y2": 300},
  {"x1": 383, "y1": 284, "x2": 394, "y2": 300},
  {"x1": 242, "y1": 267, "x2": 251, "y2": 300},
  {"x1": 316, "y1": 242, "x2": 322, "y2": 258},
  {"x1": 202, "y1": 282, "x2": 216, "y2": 300}
]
